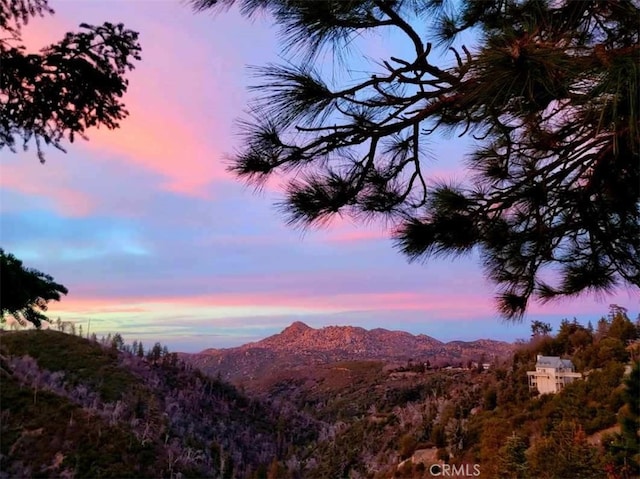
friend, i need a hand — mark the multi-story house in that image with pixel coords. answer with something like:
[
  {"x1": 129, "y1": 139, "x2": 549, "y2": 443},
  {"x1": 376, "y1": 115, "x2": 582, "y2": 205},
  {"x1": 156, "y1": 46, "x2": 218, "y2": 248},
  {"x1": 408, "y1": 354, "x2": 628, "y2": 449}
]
[{"x1": 527, "y1": 355, "x2": 582, "y2": 394}]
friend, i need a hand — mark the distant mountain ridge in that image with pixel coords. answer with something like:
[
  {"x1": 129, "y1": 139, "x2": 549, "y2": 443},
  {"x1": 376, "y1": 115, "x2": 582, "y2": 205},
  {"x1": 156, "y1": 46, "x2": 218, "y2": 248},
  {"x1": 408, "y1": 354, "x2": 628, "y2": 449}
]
[
  {"x1": 203, "y1": 321, "x2": 444, "y2": 356},
  {"x1": 184, "y1": 322, "x2": 513, "y2": 384}
]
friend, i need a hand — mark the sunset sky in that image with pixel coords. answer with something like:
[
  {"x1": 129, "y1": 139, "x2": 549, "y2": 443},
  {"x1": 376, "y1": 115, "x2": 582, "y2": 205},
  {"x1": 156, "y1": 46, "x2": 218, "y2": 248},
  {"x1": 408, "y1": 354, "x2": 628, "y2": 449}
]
[{"x1": 2, "y1": 0, "x2": 637, "y2": 352}]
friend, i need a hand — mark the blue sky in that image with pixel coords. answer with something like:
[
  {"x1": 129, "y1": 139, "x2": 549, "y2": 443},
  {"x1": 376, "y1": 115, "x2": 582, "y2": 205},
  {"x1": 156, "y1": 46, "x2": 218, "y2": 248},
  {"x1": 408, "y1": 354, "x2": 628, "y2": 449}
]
[{"x1": 1, "y1": 0, "x2": 637, "y2": 352}]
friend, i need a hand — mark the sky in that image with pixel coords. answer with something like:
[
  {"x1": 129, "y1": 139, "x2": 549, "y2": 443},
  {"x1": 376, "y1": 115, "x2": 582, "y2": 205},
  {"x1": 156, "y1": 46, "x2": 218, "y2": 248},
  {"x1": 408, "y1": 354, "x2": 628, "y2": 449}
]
[{"x1": 1, "y1": 0, "x2": 637, "y2": 352}]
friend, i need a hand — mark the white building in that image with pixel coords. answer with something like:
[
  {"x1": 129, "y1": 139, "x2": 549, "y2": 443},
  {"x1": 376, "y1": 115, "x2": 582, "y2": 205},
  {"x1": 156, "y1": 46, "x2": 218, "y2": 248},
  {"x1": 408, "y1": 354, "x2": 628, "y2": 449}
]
[{"x1": 527, "y1": 355, "x2": 582, "y2": 394}]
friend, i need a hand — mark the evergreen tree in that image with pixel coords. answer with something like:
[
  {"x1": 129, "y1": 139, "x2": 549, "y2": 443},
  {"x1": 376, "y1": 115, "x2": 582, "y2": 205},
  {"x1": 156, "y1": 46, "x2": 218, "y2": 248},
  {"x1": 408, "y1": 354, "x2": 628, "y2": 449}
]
[
  {"x1": 497, "y1": 433, "x2": 529, "y2": 479},
  {"x1": 608, "y1": 305, "x2": 638, "y2": 343},
  {"x1": 0, "y1": 249, "x2": 68, "y2": 328},
  {"x1": 531, "y1": 320, "x2": 552, "y2": 337},
  {"x1": 192, "y1": 0, "x2": 640, "y2": 319},
  {"x1": 596, "y1": 317, "x2": 611, "y2": 340},
  {"x1": 111, "y1": 333, "x2": 125, "y2": 351},
  {"x1": 528, "y1": 421, "x2": 601, "y2": 479},
  {"x1": 606, "y1": 361, "x2": 640, "y2": 477},
  {"x1": 148, "y1": 342, "x2": 163, "y2": 362}
]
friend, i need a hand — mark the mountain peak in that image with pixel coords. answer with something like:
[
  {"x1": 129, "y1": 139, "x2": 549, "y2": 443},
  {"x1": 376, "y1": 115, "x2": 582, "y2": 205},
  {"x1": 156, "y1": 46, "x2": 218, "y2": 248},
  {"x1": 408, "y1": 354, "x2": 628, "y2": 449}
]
[
  {"x1": 282, "y1": 321, "x2": 313, "y2": 335},
  {"x1": 189, "y1": 324, "x2": 515, "y2": 384}
]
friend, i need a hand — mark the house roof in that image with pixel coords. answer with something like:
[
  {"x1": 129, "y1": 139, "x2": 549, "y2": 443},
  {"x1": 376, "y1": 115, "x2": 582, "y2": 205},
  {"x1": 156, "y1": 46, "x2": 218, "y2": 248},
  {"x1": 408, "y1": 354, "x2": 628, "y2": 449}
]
[{"x1": 536, "y1": 355, "x2": 574, "y2": 369}]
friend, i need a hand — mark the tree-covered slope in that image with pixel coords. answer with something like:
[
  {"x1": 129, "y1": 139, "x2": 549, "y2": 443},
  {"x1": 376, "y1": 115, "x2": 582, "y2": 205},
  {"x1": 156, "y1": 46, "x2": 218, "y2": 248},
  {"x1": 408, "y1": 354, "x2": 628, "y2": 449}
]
[
  {"x1": 1, "y1": 308, "x2": 637, "y2": 479},
  {"x1": 0, "y1": 330, "x2": 318, "y2": 479}
]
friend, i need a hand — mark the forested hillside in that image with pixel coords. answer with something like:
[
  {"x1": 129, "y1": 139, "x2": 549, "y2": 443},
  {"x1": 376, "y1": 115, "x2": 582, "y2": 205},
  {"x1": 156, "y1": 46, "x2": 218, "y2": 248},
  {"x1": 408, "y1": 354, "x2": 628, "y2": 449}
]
[
  {"x1": 244, "y1": 308, "x2": 639, "y2": 478},
  {"x1": 0, "y1": 330, "x2": 317, "y2": 478},
  {"x1": 1, "y1": 307, "x2": 638, "y2": 479}
]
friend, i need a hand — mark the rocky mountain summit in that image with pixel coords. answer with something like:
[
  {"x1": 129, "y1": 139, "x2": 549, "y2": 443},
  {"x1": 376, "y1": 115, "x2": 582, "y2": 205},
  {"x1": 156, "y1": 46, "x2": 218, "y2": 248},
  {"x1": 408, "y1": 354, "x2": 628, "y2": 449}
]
[
  {"x1": 238, "y1": 321, "x2": 443, "y2": 355},
  {"x1": 183, "y1": 322, "x2": 513, "y2": 385}
]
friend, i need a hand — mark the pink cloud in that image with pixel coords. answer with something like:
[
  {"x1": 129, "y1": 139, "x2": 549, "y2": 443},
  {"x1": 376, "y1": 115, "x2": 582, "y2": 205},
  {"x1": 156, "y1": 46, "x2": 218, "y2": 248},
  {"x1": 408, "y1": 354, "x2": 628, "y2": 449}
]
[
  {"x1": 48, "y1": 288, "x2": 495, "y2": 320},
  {"x1": 16, "y1": 6, "x2": 472, "y2": 203},
  {"x1": 17, "y1": 10, "x2": 233, "y2": 198},
  {"x1": 44, "y1": 278, "x2": 637, "y2": 336},
  {"x1": 294, "y1": 214, "x2": 392, "y2": 243},
  {"x1": 84, "y1": 109, "x2": 226, "y2": 197},
  {"x1": 0, "y1": 163, "x2": 95, "y2": 216},
  {"x1": 322, "y1": 228, "x2": 389, "y2": 243},
  {"x1": 0, "y1": 21, "x2": 94, "y2": 216}
]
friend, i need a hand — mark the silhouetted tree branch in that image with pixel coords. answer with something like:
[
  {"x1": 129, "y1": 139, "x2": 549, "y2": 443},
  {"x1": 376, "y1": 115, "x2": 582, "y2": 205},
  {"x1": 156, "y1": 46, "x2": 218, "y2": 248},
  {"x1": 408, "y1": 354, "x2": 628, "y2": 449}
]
[
  {"x1": 0, "y1": 249, "x2": 68, "y2": 328},
  {"x1": 0, "y1": 0, "x2": 142, "y2": 162},
  {"x1": 193, "y1": 0, "x2": 640, "y2": 320}
]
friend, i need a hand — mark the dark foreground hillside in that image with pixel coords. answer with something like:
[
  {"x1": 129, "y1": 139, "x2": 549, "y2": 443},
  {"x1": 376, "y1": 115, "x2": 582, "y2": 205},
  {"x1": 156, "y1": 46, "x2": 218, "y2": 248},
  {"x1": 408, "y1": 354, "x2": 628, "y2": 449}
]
[{"x1": 0, "y1": 330, "x2": 317, "y2": 479}]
